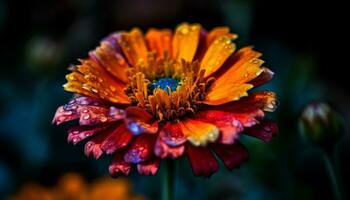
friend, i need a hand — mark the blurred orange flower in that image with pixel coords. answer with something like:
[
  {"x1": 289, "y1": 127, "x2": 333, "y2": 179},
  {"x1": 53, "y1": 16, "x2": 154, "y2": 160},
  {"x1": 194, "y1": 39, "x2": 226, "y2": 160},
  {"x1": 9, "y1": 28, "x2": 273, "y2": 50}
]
[
  {"x1": 53, "y1": 23, "x2": 278, "y2": 177},
  {"x1": 10, "y1": 173, "x2": 144, "y2": 200}
]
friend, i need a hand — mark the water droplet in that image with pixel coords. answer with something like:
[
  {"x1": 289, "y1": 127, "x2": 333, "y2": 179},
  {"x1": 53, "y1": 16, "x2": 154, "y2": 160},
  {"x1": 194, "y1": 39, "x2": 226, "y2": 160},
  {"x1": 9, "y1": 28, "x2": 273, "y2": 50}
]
[
  {"x1": 232, "y1": 120, "x2": 240, "y2": 127},
  {"x1": 65, "y1": 111, "x2": 73, "y2": 115},
  {"x1": 91, "y1": 88, "x2": 98, "y2": 93},
  {"x1": 99, "y1": 116, "x2": 108, "y2": 122},
  {"x1": 180, "y1": 27, "x2": 189, "y2": 34}
]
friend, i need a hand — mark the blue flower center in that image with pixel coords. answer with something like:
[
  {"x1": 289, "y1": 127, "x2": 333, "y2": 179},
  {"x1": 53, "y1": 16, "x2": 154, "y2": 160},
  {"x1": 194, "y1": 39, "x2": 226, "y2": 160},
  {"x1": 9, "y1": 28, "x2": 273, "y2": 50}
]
[{"x1": 149, "y1": 77, "x2": 180, "y2": 94}]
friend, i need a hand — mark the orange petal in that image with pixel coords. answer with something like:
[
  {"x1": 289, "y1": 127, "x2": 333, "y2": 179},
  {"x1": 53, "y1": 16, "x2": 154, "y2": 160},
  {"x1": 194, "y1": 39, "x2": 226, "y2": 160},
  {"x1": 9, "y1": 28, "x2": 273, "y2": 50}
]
[
  {"x1": 206, "y1": 27, "x2": 238, "y2": 46},
  {"x1": 172, "y1": 23, "x2": 201, "y2": 62},
  {"x1": 118, "y1": 28, "x2": 148, "y2": 66},
  {"x1": 91, "y1": 41, "x2": 129, "y2": 83},
  {"x1": 180, "y1": 119, "x2": 219, "y2": 146},
  {"x1": 203, "y1": 83, "x2": 253, "y2": 105},
  {"x1": 200, "y1": 35, "x2": 236, "y2": 78},
  {"x1": 145, "y1": 28, "x2": 172, "y2": 58},
  {"x1": 65, "y1": 59, "x2": 130, "y2": 104}
]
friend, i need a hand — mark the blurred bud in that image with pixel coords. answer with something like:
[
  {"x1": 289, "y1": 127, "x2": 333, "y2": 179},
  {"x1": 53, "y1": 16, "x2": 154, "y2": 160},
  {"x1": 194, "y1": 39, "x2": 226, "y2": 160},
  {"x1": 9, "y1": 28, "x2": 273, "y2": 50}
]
[{"x1": 299, "y1": 102, "x2": 344, "y2": 149}]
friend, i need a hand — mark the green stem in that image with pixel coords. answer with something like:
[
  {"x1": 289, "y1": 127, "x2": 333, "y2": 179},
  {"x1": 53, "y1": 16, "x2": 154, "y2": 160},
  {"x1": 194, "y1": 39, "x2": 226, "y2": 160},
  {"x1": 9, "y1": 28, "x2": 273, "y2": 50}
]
[
  {"x1": 323, "y1": 151, "x2": 342, "y2": 200},
  {"x1": 162, "y1": 159, "x2": 175, "y2": 200}
]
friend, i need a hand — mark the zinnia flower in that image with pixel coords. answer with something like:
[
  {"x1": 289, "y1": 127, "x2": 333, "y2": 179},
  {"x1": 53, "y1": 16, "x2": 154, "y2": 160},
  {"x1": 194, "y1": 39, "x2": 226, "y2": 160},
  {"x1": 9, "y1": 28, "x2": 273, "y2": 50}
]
[{"x1": 53, "y1": 23, "x2": 278, "y2": 177}]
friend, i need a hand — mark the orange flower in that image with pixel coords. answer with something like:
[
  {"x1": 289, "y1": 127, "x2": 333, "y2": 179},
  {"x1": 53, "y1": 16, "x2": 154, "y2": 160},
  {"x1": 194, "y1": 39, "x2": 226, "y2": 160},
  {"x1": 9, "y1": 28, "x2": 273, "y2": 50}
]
[
  {"x1": 53, "y1": 23, "x2": 278, "y2": 177},
  {"x1": 10, "y1": 173, "x2": 143, "y2": 200}
]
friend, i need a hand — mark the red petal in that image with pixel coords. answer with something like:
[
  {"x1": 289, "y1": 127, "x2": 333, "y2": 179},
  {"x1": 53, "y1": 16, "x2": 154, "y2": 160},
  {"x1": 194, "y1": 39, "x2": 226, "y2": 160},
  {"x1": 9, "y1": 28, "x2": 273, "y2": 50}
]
[
  {"x1": 159, "y1": 122, "x2": 186, "y2": 146},
  {"x1": 154, "y1": 138, "x2": 185, "y2": 159},
  {"x1": 53, "y1": 96, "x2": 125, "y2": 126},
  {"x1": 67, "y1": 123, "x2": 111, "y2": 145},
  {"x1": 83, "y1": 125, "x2": 119, "y2": 159},
  {"x1": 100, "y1": 124, "x2": 133, "y2": 154},
  {"x1": 194, "y1": 111, "x2": 243, "y2": 144},
  {"x1": 125, "y1": 107, "x2": 158, "y2": 135},
  {"x1": 186, "y1": 144, "x2": 219, "y2": 177},
  {"x1": 137, "y1": 159, "x2": 160, "y2": 176},
  {"x1": 109, "y1": 151, "x2": 131, "y2": 177},
  {"x1": 52, "y1": 106, "x2": 79, "y2": 125},
  {"x1": 211, "y1": 141, "x2": 249, "y2": 171},
  {"x1": 245, "y1": 120, "x2": 278, "y2": 142},
  {"x1": 77, "y1": 106, "x2": 110, "y2": 126},
  {"x1": 124, "y1": 135, "x2": 157, "y2": 163}
]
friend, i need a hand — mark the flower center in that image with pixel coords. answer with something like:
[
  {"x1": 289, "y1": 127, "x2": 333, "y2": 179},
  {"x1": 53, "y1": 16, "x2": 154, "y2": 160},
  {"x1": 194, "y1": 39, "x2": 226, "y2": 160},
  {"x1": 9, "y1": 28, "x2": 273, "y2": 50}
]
[
  {"x1": 149, "y1": 77, "x2": 180, "y2": 94},
  {"x1": 124, "y1": 53, "x2": 215, "y2": 122}
]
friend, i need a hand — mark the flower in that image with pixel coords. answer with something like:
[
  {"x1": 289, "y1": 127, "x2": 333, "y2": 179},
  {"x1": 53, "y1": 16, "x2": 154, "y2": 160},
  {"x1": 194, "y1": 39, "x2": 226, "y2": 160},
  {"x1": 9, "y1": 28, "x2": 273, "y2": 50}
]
[
  {"x1": 10, "y1": 173, "x2": 144, "y2": 200},
  {"x1": 299, "y1": 102, "x2": 344, "y2": 149},
  {"x1": 53, "y1": 23, "x2": 278, "y2": 177}
]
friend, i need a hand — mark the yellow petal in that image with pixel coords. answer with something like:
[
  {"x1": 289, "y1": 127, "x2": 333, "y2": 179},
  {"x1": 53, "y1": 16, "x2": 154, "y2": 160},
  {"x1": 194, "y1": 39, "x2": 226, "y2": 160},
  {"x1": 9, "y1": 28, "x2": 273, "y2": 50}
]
[
  {"x1": 203, "y1": 83, "x2": 253, "y2": 105},
  {"x1": 200, "y1": 35, "x2": 236, "y2": 78},
  {"x1": 180, "y1": 119, "x2": 219, "y2": 146},
  {"x1": 118, "y1": 28, "x2": 148, "y2": 66},
  {"x1": 172, "y1": 23, "x2": 201, "y2": 62},
  {"x1": 145, "y1": 28, "x2": 172, "y2": 58}
]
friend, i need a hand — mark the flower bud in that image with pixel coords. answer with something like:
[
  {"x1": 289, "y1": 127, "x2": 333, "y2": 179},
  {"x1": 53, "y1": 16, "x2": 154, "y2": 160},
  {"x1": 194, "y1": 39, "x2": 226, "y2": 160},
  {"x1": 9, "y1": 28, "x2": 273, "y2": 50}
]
[{"x1": 299, "y1": 102, "x2": 344, "y2": 149}]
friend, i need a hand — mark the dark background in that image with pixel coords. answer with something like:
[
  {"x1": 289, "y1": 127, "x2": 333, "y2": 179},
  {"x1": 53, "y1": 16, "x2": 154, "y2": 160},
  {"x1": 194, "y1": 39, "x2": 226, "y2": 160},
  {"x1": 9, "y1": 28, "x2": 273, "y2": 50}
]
[{"x1": 1, "y1": 0, "x2": 349, "y2": 199}]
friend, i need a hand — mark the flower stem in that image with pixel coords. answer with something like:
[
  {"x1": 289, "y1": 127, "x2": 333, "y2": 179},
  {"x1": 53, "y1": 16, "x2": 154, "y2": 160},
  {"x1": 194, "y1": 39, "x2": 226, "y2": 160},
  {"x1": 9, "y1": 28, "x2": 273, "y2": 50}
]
[
  {"x1": 162, "y1": 159, "x2": 175, "y2": 200},
  {"x1": 323, "y1": 151, "x2": 342, "y2": 200}
]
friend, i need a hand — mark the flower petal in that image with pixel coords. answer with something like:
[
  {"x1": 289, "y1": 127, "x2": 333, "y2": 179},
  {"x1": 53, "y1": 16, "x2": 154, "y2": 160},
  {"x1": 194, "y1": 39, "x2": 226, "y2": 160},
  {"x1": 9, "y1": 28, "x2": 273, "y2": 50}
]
[
  {"x1": 124, "y1": 135, "x2": 157, "y2": 163},
  {"x1": 64, "y1": 59, "x2": 129, "y2": 104},
  {"x1": 109, "y1": 151, "x2": 131, "y2": 177},
  {"x1": 100, "y1": 124, "x2": 133, "y2": 154},
  {"x1": 213, "y1": 46, "x2": 262, "y2": 79},
  {"x1": 172, "y1": 23, "x2": 201, "y2": 62},
  {"x1": 117, "y1": 28, "x2": 148, "y2": 67},
  {"x1": 249, "y1": 67, "x2": 274, "y2": 87},
  {"x1": 52, "y1": 96, "x2": 107, "y2": 125},
  {"x1": 186, "y1": 144, "x2": 219, "y2": 177},
  {"x1": 206, "y1": 27, "x2": 237, "y2": 46},
  {"x1": 145, "y1": 28, "x2": 172, "y2": 57},
  {"x1": 89, "y1": 40, "x2": 130, "y2": 83},
  {"x1": 211, "y1": 141, "x2": 249, "y2": 170},
  {"x1": 159, "y1": 122, "x2": 186, "y2": 146},
  {"x1": 203, "y1": 83, "x2": 253, "y2": 105},
  {"x1": 84, "y1": 135, "x2": 106, "y2": 159},
  {"x1": 193, "y1": 111, "x2": 243, "y2": 144},
  {"x1": 200, "y1": 35, "x2": 236, "y2": 78},
  {"x1": 154, "y1": 138, "x2": 185, "y2": 159},
  {"x1": 125, "y1": 107, "x2": 158, "y2": 135},
  {"x1": 137, "y1": 159, "x2": 160, "y2": 176},
  {"x1": 77, "y1": 106, "x2": 110, "y2": 126},
  {"x1": 244, "y1": 120, "x2": 278, "y2": 142},
  {"x1": 180, "y1": 119, "x2": 219, "y2": 146},
  {"x1": 218, "y1": 91, "x2": 277, "y2": 113},
  {"x1": 53, "y1": 97, "x2": 126, "y2": 126},
  {"x1": 67, "y1": 123, "x2": 111, "y2": 145},
  {"x1": 53, "y1": 106, "x2": 79, "y2": 125}
]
